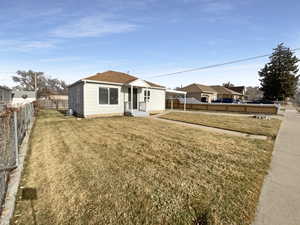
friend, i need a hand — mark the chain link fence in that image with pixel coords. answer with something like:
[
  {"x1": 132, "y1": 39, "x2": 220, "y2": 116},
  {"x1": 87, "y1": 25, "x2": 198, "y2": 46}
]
[{"x1": 0, "y1": 103, "x2": 34, "y2": 214}]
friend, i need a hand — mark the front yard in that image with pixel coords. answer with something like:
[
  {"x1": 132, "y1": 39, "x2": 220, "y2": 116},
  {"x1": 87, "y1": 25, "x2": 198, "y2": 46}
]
[
  {"x1": 160, "y1": 112, "x2": 281, "y2": 138},
  {"x1": 12, "y1": 110, "x2": 275, "y2": 225}
]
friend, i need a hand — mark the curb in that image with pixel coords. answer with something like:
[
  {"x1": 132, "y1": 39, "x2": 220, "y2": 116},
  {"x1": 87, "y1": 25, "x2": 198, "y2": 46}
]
[{"x1": 0, "y1": 117, "x2": 35, "y2": 225}]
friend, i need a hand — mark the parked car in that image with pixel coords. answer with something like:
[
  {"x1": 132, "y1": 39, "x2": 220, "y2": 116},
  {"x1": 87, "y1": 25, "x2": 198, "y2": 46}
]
[
  {"x1": 247, "y1": 99, "x2": 275, "y2": 104},
  {"x1": 212, "y1": 98, "x2": 241, "y2": 104}
]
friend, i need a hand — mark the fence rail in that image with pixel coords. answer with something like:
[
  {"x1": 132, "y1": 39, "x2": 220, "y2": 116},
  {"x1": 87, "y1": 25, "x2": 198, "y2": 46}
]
[{"x1": 0, "y1": 103, "x2": 34, "y2": 215}]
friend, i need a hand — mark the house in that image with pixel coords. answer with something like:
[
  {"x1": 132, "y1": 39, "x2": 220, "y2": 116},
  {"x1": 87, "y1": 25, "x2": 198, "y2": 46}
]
[
  {"x1": 68, "y1": 71, "x2": 186, "y2": 118},
  {"x1": 226, "y1": 86, "x2": 246, "y2": 98},
  {"x1": 226, "y1": 86, "x2": 246, "y2": 95},
  {"x1": 178, "y1": 83, "x2": 217, "y2": 103},
  {"x1": 210, "y1": 85, "x2": 243, "y2": 101},
  {"x1": 0, "y1": 86, "x2": 12, "y2": 104},
  {"x1": 12, "y1": 90, "x2": 37, "y2": 105}
]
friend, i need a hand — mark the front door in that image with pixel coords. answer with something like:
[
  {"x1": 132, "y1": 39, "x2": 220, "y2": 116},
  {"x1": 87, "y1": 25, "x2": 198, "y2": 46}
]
[{"x1": 128, "y1": 87, "x2": 138, "y2": 109}]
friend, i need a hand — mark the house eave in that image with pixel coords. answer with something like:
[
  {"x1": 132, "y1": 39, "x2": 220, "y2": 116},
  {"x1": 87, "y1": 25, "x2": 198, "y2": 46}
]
[{"x1": 82, "y1": 79, "x2": 166, "y2": 90}]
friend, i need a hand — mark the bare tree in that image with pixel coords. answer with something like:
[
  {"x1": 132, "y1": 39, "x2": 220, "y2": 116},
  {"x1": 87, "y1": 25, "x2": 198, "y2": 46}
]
[
  {"x1": 223, "y1": 82, "x2": 234, "y2": 88},
  {"x1": 245, "y1": 86, "x2": 263, "y2": 100},
  {"x1": 12, "y1": 70, "x2": 68, "y2": 97}
]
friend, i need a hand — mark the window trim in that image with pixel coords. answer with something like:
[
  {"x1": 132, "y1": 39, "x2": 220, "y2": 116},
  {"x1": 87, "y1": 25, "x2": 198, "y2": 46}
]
[
  {"x1": 98, "y1": 86, "x2": 119, "y2": 106},
  {"x1": 144, "y1": 90, "x2": 150, "y2": 102}
]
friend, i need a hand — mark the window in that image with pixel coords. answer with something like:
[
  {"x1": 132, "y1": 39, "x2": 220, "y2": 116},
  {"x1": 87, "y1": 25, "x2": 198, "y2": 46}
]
[
  {"x1": 144, "y1": 90, "x2": 150, "y2": 102},
  {"x1": 99, "y1": 87, "x2": 118, "y2": 105},
  {"x1": 99, "y1": 87, "x2": 109, "y2": 104},
  {"x1": 109, "y1": 88, "x2": 118, "y2": 104}
]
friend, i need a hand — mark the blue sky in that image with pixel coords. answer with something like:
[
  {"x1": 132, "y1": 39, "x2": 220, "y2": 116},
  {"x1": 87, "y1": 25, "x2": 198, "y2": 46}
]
[{"x1": 0, "y1": 0, "x2": 299, "y2": 88}]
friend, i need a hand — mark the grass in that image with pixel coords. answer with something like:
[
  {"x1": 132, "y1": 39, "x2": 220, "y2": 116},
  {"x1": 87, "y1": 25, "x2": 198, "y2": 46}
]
[
  {"x1": 11, "y1": 110, "x2": 275, "y2": 225},
  {"x1": 160, "y1": 112, "x2": 281, "y2": 138}
]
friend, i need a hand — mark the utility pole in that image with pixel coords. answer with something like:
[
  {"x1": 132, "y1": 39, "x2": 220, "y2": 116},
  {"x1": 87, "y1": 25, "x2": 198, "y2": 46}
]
[{"x1": 34, "y1": 73, "x2": 37, "y2": 91}]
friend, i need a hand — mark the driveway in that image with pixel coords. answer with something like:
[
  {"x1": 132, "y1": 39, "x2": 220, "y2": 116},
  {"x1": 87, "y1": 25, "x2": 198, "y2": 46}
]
[{"x1": 254, "y1": 106, "x2": 300, "y2": 225}]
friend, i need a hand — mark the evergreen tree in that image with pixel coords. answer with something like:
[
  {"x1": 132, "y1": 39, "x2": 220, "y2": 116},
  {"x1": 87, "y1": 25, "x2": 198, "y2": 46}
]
[{"x1": 259, "y1": 43, "x2": 299, "y2": 100}]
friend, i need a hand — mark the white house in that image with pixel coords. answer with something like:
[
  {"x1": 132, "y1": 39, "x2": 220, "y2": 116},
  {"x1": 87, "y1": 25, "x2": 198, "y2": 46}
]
[
  {"x1": 12, "y1": 91, "x2": 37, "y2": 106},
  {"x1": 0, "y1": 86, "x2": 12, "y2": 104},
  {"x1": 68, "y1": 71, "x2": 186, "y2": 118}
]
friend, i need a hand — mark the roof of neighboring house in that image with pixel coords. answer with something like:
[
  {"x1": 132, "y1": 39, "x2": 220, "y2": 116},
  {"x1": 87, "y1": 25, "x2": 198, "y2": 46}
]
[
  {"x1": 226, "y1": 86, "x2": 245, "y2": 94},
  {"x1": 83, "y1": 70, "x2": 165, "y2": 88},
  {"x1": 177, "y1": 97, "x2": 202, "y2": 104},
  {"x1": 0, "y1": 85, "x2": 11, "y2": 91},
  {"x1": 179, "y1": 83, "x2": 217, "y2": 94},
  {"x1": 210, "y1": 85, "x2": 242, "y2": 95},
  {"x1": 12, "y1": 90, "x2": 37, "y2": 99}
]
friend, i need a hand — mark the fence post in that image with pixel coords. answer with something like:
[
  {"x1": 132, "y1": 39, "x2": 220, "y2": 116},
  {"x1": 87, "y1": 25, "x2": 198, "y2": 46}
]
[{"x1": 13, "y1": 111, "x2": 19, "y2": 167}]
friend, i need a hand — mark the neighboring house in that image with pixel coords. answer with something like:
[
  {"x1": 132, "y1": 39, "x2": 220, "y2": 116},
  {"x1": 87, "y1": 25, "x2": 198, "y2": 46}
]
[
  {"x1": 210, "y1": 85, "x2": 243, "y2": 100},
  {"x1": 226, "y1": 86, "x2": 246, "y2": 96},
  {"x1": 12, "y1": 90, "x2": 37, "y2": 105},
  {"x1": 0, "y1": 86, "x2": 12, "y2": 104},
  {"x1": 178, "y1": 83, "x2": 217, "y2": 103},
  {"x1": 68, "y1": 71, "x2": 184, "y2": 117}
]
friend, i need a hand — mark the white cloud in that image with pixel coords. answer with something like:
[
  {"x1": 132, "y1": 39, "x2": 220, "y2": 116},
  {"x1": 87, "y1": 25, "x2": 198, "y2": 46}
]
[
  {"x1": 0, "y1": 75, "x2": 15, "y2": 88},
  {"x1": 51, "y1": 15, "x2": 137, "y2": 38},
  {"x1": 0, "y1": 40, "x2": 57, "y2": 52},
  {"x1": 39, "y1": 56, "x2": 81, "y2": 63},
  {"x1": 201, "y1": 1, "x2": 234, "y2": 14}
]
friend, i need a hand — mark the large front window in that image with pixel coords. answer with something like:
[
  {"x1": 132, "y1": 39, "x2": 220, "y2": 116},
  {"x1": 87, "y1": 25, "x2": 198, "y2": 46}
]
[{"x1": 99, "y1": 87, "x2": 118, "y2": 105}]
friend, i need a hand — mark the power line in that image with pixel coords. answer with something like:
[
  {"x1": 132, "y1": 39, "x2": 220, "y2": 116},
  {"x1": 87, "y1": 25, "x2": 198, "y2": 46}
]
[{"x1": 145, "y1": 47, "x2": 300, "y2": 79}]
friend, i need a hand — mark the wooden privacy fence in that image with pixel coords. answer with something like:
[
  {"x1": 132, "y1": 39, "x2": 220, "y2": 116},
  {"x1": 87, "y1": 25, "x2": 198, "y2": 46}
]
[
  {"x1": 37, "y1": 99, "x2": 68, "y2": 110},
  {"x1": 166, "y1": 99, "x2": 279, "y2": 114}
]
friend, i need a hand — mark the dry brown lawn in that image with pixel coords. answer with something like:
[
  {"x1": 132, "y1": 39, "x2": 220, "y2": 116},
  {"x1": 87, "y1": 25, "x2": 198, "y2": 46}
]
[
  {"x1": 160, "y1": 112, "x2": 281, "y2": 138},
  {"x1": 12, "y1": 110, "x2": 274, "y2": 225}
]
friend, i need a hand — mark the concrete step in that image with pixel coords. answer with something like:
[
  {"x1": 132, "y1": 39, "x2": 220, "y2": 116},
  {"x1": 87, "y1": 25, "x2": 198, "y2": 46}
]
[{"x1": 131, "y1": 111, "x2": 149, "y2": 117}]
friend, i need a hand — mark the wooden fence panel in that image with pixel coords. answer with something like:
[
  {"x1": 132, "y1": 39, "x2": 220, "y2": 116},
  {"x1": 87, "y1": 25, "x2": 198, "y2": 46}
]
[
  {"x1": 166, "y1": 100, "x2": 278, "y2": 114},
  {"x1": 37, "y1": 99, "x2": 68, "y2": 110}
]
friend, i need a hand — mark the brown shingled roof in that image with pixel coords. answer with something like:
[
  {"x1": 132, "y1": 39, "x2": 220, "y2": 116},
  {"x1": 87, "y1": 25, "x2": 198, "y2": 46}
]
[
  {"x1": 227, "y1": 86, "x2": 245, "y2": 95},
  {"x1": 210, "y1": 85, "x2": 242, "y2": 95},
  {"x1": 179, "y1": 83, "x2": 217, "y2": 93},
  {"x1": 83, "y1": 71, "x2": 165, "y2": 88}
]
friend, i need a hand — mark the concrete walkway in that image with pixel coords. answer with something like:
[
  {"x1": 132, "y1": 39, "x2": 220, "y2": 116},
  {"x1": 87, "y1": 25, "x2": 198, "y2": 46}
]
[
  {"x1": 253, "y1": 106, "x2": 300, "y2": 225},
  {"x1": 151, "y1": 116, "x2": 267, "y2": 140}
]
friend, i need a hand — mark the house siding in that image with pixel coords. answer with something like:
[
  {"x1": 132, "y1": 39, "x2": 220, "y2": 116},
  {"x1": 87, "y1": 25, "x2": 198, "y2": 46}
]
[
  {"x1": 186, "y1": 92, "x2": 217, "y2": 103},
  {"x1": 68, "y1": 82, "x2": 84, "y2": 116},
  {"x1": 0, "y1": 87, "x2": 12, "y2": 104},
  {"x1": 84, "y1": 82, "x2": 124, "y2": 116},
  {"x1": 144, "y1": 88, "x2": 166, "y2": 112},
  {"x1": 69, "y1": 81, "x2": 166, "y2": 117}
]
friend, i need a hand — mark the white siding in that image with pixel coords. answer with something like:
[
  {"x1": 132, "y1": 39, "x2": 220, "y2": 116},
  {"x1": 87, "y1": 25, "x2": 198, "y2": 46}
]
[
  {"x1": 68, "y1": 82, "x2": 84, "y2": 116},
  {"x1": 142, "y1": 88, "x2": 165, "y2": 112},
  {"x1": 84, "y1": 82, "x2": 124, "y2": 116},
  {"x1": 69, "y1": 81, "x2": 166, "y2": 117}
]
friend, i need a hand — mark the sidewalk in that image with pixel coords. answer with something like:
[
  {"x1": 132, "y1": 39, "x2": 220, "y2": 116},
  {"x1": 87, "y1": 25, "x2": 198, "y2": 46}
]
[
  {"x1": 164, "y1": 109, "x2": 284, "y2": 120},
  {"x1": 253, "y1": 106, "x2": 300, "y2": 225}
]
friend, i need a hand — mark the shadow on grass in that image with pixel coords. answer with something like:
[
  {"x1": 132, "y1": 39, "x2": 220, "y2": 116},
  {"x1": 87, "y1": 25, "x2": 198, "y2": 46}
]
[{"x1": 21, "y1": 188, "x2": 38, "y2": 225}]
